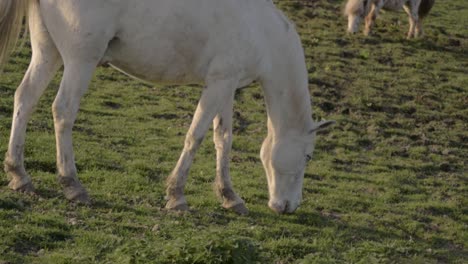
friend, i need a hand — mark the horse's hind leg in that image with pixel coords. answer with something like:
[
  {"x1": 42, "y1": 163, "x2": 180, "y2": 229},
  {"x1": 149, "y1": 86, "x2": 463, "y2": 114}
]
[
  {"x1": 52, "y1": 60, "x2": 100, "y2": 203},
  {"x1": 213, "y1": 96, "x2": 247, "y2": 215},
  {"x1": 5, "y1": 53, "x2": 62, "y2": 192},
  {"x1": 166, "y1": 78, "x2": 238, "y2": 211},
  {"x1": 404, "y1": 0, "x2": 422, "y2": 38},
  {"x1": 4, "y1": 4, "x2": 63, "y2": 193}
]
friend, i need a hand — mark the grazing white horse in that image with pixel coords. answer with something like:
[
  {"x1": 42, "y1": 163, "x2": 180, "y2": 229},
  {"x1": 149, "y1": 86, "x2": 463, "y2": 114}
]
[
  {"x1": 0, "y1": 0, "x2": 334, "y2": 214},
  {"x1": 345, "y1": 0, "x2": 435, "y2": 38}
]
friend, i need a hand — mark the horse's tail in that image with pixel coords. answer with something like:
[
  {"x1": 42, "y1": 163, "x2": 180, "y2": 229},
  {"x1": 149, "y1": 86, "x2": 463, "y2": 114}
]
[
  {"x1": 419, "y1": 0, "x2": 435, "y2": 19},
  {"x1": 0, "y1": 0, "x2": 29, "y2": 71},
  {"x1": 344, "y1": 0, "x2": 364, "y2": 16}
]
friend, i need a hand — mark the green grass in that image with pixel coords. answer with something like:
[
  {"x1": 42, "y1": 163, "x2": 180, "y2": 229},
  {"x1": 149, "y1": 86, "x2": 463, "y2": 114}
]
[{"x1": 1, "y1": 0, "x2": 467, "y2": 263}]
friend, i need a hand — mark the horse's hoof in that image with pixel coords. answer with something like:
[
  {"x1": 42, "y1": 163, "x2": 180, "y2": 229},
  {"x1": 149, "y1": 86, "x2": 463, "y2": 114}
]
[
  {"x1": 64, "y1": 187, "x2": 90, "y2": 204},
  {"x1": 226, "y1": 203, "x2": 249, "y2": 215},
  {"x1": 58, "y1": 176, "x2": 90, "y2": 204},
  {"x1": 165, "y1": 200, "x2": 189, "y2": 211},
  {"x1": 8, "y1": 178, "x2": 35, "y2": 193}
]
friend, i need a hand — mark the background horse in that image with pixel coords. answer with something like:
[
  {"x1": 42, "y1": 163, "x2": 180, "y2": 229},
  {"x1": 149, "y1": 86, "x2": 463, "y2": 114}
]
[
  {"x1": 0, "y1": 0, "x2": 333, "y2": 214},
  {"x1": 345, "y1": 0, "x2": 435, "y2": 38}
]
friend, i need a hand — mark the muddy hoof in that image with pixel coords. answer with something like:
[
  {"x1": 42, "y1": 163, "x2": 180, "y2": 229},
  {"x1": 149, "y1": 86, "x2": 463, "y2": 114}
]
[
  {"x1": 64, "y1": 187, "x2": 90, "y2": 204},
  {"x1": 226, "y1": 203, "x2": 249, "y2": 215},
  {"x1": 165, "y1": 200, "x2": 189, "y2": 211},
  {"x1": 8, "y1": 178, "x2": 35, "y2": 193},
  {"x1": 58, "y1": 176, "x2": 90, "y2": 204}
]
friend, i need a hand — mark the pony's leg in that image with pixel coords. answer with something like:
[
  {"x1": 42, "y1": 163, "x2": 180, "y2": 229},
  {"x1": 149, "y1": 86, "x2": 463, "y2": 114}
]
[
  {"x1": 5, "y1": 54, "x2": 62, "y2": 192},
  {"x1": 404, "y1": 1, "x2": 421, "y2": 38},
  {"x1": 364, "y1": 1, "x2": 383, "y2": 36},
  {"x1": 4, "y1": 6, "x2": 63, "y2": 193},
  {"x1": 364, "y1": 5, "x2": 376, "y2": 35},
  {"x1": 212, "y1": 95, "x2": 248, "y2": 215},
  {"x1": 36, "y1": 0, "x2": 115, "y2": 202},
  {"x1": 52, "y1": 61, "x2": 98, "y2": 203},
  {"x1": 166, "y1": 79, "x2": 238, "y2": 211}
]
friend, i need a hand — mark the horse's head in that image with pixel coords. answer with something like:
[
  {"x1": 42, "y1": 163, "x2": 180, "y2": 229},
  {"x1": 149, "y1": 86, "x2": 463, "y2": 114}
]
[
  {"x1": 261, "y1": 120, "x2": 335, "y2": 214},
  {"x1": 344, "y1": 0, "x2": 369, "y2": 33}
]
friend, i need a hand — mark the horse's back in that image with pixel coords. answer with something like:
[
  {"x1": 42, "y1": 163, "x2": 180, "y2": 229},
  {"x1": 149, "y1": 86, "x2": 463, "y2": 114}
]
[{"x1": 38, "y1": 0, "x2": 291, "y2": 85}]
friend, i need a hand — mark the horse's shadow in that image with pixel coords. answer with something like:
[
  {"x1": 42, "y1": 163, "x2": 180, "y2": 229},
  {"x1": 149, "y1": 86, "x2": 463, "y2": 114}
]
[
  {"x1": 361, "y1": 29, "x2": 465, "y2": 58},
  {"x1": 341, "y1": 23, "x2": 465, "y2": 56}
]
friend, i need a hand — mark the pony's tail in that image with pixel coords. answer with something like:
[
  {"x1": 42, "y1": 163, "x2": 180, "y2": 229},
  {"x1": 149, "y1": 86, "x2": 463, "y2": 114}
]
[
  {"x1": 0, "y1": 0, "x2": 29, "y2": 72},
  {"x1": 419, "y1": 0, "x2": 435, "y2": 19},
  {"x1": 344, "y1": 0, "x2": 364, "y2": 16}
]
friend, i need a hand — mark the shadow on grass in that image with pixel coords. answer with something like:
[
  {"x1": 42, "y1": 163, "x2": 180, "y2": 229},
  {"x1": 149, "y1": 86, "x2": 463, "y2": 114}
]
[
  {"x1": 90, "y1": 198, "x2": 161, "y2": 217},
  {"x1": 250, "y1": 209, "x2": 465, "y2": 262},
  {"x1": 356, "y1": 31, "x2": 466, "y2": 57},
  {"x1": 33, "y1": 186, "x2": 62, "y2": 199}
]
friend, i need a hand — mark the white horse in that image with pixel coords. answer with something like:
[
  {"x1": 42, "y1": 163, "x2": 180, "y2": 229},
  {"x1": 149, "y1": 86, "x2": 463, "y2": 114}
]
[
  {"x1": 345, "y1": 0, "x2": 435, "y2": 38},
  {"x1": 0, "y1": 0, "x2": 334, "y2": 214}
]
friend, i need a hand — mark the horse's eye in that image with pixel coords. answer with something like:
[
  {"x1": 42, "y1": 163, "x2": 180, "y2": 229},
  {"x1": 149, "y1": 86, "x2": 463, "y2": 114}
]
[{"x1": 305, "y1": 154, "x2": 312, "y2": 162}]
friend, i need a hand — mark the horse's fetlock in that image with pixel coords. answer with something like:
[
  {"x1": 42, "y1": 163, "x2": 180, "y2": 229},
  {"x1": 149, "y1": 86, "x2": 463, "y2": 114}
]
[
  {"x1": 4, "y1": 155, "x2": 20, "y2": 174},
  {"x1": 4, "y1": 159, "x2": 17, "y2": 173},
  {"x1": 219, "y1": 187, "x2": 236, "y2": 200},
  {"x1": 57, "y1": 174, "x2": 79, "y2": 187},
  {"x1": 166, "y1": 186, "x2": 184, "y2": 198}
]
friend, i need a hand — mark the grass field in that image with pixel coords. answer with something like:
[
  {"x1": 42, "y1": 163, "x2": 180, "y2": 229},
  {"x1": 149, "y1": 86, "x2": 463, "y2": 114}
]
[{"x1": 0, "y1": 0, "x2": 467, "y2": 263}]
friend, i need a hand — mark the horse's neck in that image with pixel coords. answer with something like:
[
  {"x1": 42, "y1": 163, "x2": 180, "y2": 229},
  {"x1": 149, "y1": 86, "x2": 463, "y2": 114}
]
[{"x1": 261, "y1": 60, "x2": 313, "y2": 138}]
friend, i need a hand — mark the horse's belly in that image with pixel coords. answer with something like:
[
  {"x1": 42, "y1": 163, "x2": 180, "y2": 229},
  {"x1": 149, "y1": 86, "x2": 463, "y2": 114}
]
[
  {"x1": 383, "y1": 0, "x2": 405, "y2": 11},
  {"x1": 105, "y1": 57, "x2": 205, "y2": 85},
  {"x1": 103, "y1": 41, "x2": 206, "y2": 84}
]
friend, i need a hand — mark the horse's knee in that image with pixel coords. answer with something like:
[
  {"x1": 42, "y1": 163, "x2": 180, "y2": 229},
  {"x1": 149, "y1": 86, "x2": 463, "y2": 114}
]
[
  {"x1": 52, "y1": 101, "x2": 74, "y2": 132},
  {"x1": 184, "y1": 132, "x2": 204, "y2": 151},
  {"x1": 53, "y1": 117, "x2": 73, "y2": 133},
  {"x1": 214, "y1": 131, "x2": 231, "y2": 152}
]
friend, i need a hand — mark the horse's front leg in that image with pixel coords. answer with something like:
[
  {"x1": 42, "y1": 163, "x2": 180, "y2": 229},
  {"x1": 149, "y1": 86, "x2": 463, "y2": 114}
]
[
  {"x1": 52, "y1": 61, "x2": 97, "y2": 203},
  {"x1": 364, "y1": 1, "x2": 383, "y2": 36},
  {"x1": 165, "y1": 78, "x2": 238, "y2": 211},
  {"x1": 213, "y1": 96, "x2": 248, "y2": 215}
]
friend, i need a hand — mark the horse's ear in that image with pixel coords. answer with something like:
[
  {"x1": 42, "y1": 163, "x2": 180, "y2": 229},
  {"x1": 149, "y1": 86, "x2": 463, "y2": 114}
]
[{"x1": 309, "y1": 120, "x2": 336, "y2": 134}]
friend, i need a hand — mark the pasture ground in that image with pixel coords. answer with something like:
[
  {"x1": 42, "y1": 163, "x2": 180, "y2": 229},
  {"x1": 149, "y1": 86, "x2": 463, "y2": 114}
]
[{"x1": 0, "y1": 0, "x2": 466, "y2": 263}]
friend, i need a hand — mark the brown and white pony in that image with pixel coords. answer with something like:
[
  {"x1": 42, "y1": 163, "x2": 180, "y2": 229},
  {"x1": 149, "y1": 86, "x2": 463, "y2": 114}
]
[{"x1": 345, "y1": 0, "x2": 435, "y2": 38}]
